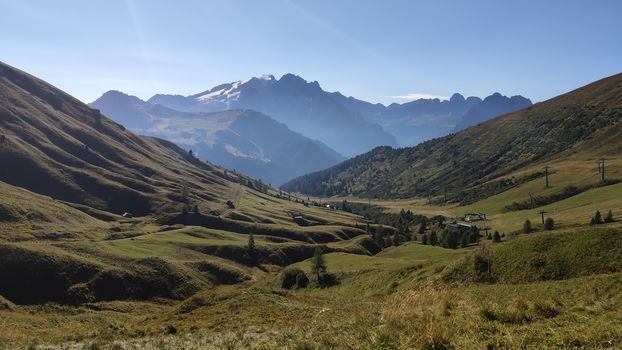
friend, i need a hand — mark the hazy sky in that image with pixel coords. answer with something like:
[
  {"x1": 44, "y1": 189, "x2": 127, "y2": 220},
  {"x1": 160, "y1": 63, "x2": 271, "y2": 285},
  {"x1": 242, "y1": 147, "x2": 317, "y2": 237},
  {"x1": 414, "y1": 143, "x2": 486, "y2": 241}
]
[{"x1": 1, "y1": 0, "x2": 621, "y2": 104}]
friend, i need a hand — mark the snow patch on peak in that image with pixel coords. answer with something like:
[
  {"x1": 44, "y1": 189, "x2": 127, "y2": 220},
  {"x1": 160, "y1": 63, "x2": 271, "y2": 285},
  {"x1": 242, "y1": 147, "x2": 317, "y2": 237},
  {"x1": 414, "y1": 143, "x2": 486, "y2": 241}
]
[{"x1": 259, "y1": 74, "x2": 275, "y2": 81}]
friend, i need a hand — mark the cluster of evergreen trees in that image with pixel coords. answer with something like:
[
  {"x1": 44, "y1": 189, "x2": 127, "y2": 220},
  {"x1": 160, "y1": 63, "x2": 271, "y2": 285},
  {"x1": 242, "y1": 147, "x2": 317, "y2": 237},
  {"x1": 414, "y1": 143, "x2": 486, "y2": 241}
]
[
  {"x1": 421, "y1": 226, "x2": 480, "y2": 249},
  {"x1": 590, "y1": 210, "x2": 614, "y2": 225}
]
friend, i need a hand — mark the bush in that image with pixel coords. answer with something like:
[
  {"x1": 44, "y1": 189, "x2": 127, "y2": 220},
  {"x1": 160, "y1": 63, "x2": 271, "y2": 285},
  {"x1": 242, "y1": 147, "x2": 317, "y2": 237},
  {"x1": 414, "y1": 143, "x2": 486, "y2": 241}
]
[
  {"x1": 532, "y1": 300, "x2": 559, "y2": 318},
  {"x1": 318, "y1": 272, "x2": 339, "y2": 287},
  {"x1": 523, "y1": 219, "x2": 533, "y2": 233},
  {"x1": 165, "y1": 325, "x2": 177, "y2": 334},
  {"x1": 295, "y1": 271, "x2": 309, "y2": 288},
  {"x1": 280, "y1": 268, "x2": 309, "y2": 289},
  {"x1": 544, "y1": 217, "x2": 555, "y2": 230}
]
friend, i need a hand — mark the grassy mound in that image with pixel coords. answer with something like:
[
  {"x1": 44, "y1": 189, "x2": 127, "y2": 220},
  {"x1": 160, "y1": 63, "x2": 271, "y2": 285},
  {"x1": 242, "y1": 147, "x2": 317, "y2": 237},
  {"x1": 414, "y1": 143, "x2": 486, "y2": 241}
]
[
  {"x1": 444, "y1": 227, "x2": 622, "y2": 284},
  {"x1": 491, "y1": 228, "x2": 622, "y2": 283}
]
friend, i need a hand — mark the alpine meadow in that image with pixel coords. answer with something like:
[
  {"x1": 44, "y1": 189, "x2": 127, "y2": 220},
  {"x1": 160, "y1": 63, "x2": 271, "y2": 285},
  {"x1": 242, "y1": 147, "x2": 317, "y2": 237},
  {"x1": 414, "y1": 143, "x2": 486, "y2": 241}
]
[{"x1": 1, "y1": 1, "x2": 622, "y2": 349}]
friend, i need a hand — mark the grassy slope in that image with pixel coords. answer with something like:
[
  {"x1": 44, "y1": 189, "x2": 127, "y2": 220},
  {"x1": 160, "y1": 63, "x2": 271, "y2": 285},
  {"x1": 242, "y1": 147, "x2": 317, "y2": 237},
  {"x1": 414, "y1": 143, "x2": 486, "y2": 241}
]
[
  {"x1": 350, "y1": 155, "x2": 622, "y2": 232},
  {"x1": 2, "y1": 227, "x2": 622, "y2": 349},
  {"x1": 0, "y1": 60, "x2": 235, "y2": 216}
]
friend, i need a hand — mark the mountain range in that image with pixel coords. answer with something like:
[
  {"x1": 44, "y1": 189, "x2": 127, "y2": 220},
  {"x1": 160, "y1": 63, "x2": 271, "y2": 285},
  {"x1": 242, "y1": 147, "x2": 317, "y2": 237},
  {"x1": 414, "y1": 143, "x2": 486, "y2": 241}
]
[
  {"x1": 91, "y1": 74, "x2": 531, "y2": 186},
  {"x1": 282, "y1": 72, "x2": 622, "y2": 202},
  {"x1": 148, "y1": 74, "x2": 399, "y2": 157},
  {"x1": 90, "y1": 91, "x2": 344, "y2": 185},
  {"x1": 147, "y1": 74, "x2": 532, "y2": 151}
]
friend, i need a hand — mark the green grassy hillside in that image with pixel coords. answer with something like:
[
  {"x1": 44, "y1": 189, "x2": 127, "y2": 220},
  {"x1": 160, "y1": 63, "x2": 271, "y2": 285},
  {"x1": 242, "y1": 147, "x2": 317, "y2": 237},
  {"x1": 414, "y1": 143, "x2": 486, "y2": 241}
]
[
  {"x1": 2, "y1": 225, "x2": 622, "y2": 349},
  {"x1": 0, "y1": 61, "x2": 236, "y2": 215}
]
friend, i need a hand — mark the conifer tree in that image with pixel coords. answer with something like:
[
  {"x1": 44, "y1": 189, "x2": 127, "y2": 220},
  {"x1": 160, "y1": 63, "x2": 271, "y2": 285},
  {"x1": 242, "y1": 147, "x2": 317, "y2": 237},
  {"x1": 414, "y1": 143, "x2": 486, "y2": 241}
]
[
  {"x1": 421, "y1": 233, "x2": 428, "y2": 245},
  {"x1": 429, "y1": 231, "x2": 438, "y2": 246},
  {"x1": 247, "y1": 234, "x2": 258, "y2": 265},
  {"x1": 311, "y1": 247, "x2": 327, "y2": 286},
  {"x1": 605, "y1": 210, "x2": 614, "y2": 223},
  {"x1": 392, "y1": 230, "x2": 400, "y2": 246},
  {"x1": 492, "y1": 230, "x2": 501, "y2": 243}
]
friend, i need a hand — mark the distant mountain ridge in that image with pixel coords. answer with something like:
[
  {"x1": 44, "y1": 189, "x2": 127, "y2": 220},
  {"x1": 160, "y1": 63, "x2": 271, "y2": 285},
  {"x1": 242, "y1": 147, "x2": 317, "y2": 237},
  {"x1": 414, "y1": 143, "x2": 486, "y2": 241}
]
[
  {"x1": 148, "y1": 74, "x2": 399, "y2": 157},
  {"x1": 452, "y1": 93, "x2": 532, "y2": 132},
  {"x1": 282, "y1": 72, "x2": 622, "y2": 202},
  {"x1": 329, "y1": 91, "x2": 532, "y2": 145},
  {"x1": 90, "y1": 91, "x2": 344, "y2": 185},
  {"x1": 148, "y1": 74, "x2": 531, "y2": 150}
]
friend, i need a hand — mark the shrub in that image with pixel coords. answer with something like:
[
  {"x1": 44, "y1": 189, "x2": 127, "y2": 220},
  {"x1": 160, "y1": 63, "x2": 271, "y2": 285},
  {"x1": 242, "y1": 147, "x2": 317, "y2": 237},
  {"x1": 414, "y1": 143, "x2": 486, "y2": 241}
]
[
  {"x1": 165, "y1": 325, "x2": 177, "y2": 334},
  {"x1": 479, "y1": 305, "x2": 497, "y2": 321},
  {"x1": 544, "y1": 217, "x2": 555, "y2": 230},
  {"x1": 318, "y1": 273, "x2": 339, "y2": 287},
  {"x1": 295, "y1": 271, "x2": 309, "y2": 288},
  {"x1": 280, "y1": 268, "x2": 309, "y2": 289},
  {"x1": 532, "y1": 300, "x2": 560, "y2": 318},
  {"x1": 523, "y1": 219, "x2": 533, "y2": 233}
]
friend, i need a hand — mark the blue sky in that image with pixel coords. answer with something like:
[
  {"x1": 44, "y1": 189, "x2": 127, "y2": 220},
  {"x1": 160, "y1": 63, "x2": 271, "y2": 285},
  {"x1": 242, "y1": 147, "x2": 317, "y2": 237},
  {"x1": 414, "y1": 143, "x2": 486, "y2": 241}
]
[{"x1": 1, "y1": 0, "x2": 621, "y2": 104}]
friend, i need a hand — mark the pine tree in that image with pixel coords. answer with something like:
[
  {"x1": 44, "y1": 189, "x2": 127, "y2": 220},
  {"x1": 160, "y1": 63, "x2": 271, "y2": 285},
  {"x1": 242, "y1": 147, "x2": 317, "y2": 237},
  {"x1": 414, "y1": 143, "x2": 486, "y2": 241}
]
[
  {"x1": 247, "y1": 234, "x2": 258, "y2": 265},
  {"x1": 523, "y1": 219, "x2": 533, "y2": 233},
  {"x1": 605, "y1": 210, "x2": 614, "y2": 223},
  {"x1": 460, "y1": 231, "x2": 469, "y2": 248},
  {"x1": 418, "y1": 222, "x2": 426, "y2": 235},
  {"x1": 181, "y1": 182, "x2": 189, "y2": 204},
  {"x1": 392, "y1": 230, "x2": 400, "y2": 246},
  {"x1": 429, "y1": 231, "x2": 438, "y2": 246},
  {"x1": 311, "y1": 247, "x2": 327, "y2": 286},
  {"x1": 594, "y1": 210, "x2": 603, "y2": 224},
  {"x1": 492, "y1": 230, "x2": 501, "y2": 243},
  {"x1": 421, "y1": 233, "x2": 428, "y2": 245}
]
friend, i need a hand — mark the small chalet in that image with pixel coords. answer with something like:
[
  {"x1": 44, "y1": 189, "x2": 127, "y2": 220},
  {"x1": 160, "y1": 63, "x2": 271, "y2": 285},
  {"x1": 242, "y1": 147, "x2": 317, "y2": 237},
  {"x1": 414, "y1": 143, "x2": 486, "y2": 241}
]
[{"x1": 464, "y1": 213, "x2": 486, "y2": 222}]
